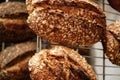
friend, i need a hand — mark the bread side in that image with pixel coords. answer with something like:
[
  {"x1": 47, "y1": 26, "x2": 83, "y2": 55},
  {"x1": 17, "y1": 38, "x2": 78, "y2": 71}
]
[
  {"x1": 0, "y1": 2, "x2": 36, "y2": 42},
  {"x1": 103, "y1": 21, "x2": 120, "y2": 66},
  {"x1": 0, "y1": 41, "x2": 36, "y2": 80}
]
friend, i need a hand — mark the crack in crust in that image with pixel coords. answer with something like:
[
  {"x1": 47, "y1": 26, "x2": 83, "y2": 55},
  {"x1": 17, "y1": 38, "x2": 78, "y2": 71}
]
[{"x1": 29, "y1": 46, "x2": 98, "y2": 80}]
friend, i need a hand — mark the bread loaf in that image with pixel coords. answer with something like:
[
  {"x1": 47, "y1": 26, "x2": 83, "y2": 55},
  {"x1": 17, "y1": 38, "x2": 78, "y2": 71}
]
[
  {"x1": 0, "y1": 41, "x2": 36, "y2": 80},
  {"x1": 29, "y1": 46, "x2": 98, "y2": 80},
  {"x1": 103, "y1": 21, "x2": 120, "y2": 66},
  {"x1": 0, "y1": 2, "x2": 35, "y2": 43},
  {"x1": 27, "y1": 0, "x2": 106, "y2": 47}
]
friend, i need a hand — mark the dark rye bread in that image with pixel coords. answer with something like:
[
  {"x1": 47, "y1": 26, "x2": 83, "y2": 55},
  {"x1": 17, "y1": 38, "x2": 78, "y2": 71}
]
[
  {"x1": 29, "y1": 46, "x2": 98, "y2": 80},
  {"x1": 0, "y1": 41, "x2": 36, "y2": 80},
  {"x1": 103, "y1": 21, "x2": 120, "y2": 66},
  {"x1": 0, "y1": 2, "x2": 35, "y2": 43},
  {"x1": 27, "y1": 0, "x2": 106, "y2": 47}
]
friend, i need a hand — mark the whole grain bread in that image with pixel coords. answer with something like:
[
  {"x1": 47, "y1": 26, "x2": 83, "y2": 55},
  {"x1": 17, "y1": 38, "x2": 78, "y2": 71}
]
[
  {"x1": 29, "y1": 46, "x2": 98, "y2": 80},
  {"x1": 27, "y1": 0, "x2": 106, "y2": 47},
  {"x1": 0, "y1": 2, "x2": 35, "y2": 43},
  {"x1": 103, "y1": 21, "x2": 120, "y2": 66},
  {"x1": 0, "y1": 41, "x2": 36, "y2": 80}
]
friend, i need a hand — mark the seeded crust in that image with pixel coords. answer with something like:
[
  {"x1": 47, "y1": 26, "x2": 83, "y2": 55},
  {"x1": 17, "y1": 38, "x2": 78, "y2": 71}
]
[
  {"x1": 107, "y1": 21, "x2": 120, "y2": 40},
  {"x1": 27, "y1": 0, "x2": 106, "y2": 46},
  {"x1": 103, "y1": 21, "x2": 120, "y2": 66},
  {"x1": 29, "y1": 46, "x2": 98, "y2": 80},
  {"x1": 0, "y1": 2, "x2": 35, "y2": 43},
  {"x1": 26, "y1": 0, "x2": 105, "y2": 16},
  {"x1": 0, "y1": 41, "x2": 36, "y2": 80}
]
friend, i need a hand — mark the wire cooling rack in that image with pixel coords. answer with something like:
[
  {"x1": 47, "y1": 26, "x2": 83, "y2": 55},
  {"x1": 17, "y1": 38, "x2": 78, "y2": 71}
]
[{"x1": 0, "y1": 0, "x2": 120, "y2": 80}]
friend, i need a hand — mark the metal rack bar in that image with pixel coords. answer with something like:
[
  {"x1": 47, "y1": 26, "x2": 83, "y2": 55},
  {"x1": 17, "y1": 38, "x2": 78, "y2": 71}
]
[
  {"x1": 36, "y1": 36, "x2": 42, "y2": 53},
  {"x1": 102, "y1": 0, "x2": 105, "y2": 80}
]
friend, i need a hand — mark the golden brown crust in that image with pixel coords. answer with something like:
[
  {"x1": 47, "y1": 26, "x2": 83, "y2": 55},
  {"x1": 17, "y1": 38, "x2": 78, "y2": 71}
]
[
  {"x1": 104, "y1": 31, "x2": 120, "y2": 65},
  {"x1": 103, "y1": 21, "x2": 120, "y2": 66},
  {"x1": 107, "y1": 21, "x2": 120, "y2": 40},
  {"x1": 29, "y1": 46, "x2": 98, "y2": 80}
]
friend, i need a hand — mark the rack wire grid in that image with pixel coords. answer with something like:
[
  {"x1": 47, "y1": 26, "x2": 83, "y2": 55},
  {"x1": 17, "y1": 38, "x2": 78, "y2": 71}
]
[{"x1": 0, "y1": 0, "x2": 120, "y2": 80}]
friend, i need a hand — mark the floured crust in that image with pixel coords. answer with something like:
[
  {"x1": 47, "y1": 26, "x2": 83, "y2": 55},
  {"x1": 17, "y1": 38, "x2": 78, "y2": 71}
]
[
  {"x1": 103, "y1": 21, "x2": 120, "y2": 66},
  {"x1": 29, "y1": 46, "x2": 98, "y2": 80}
]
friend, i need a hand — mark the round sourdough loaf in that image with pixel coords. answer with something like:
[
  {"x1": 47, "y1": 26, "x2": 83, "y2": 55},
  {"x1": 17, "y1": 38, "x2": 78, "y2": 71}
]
[
  {"x1": 29, "y1": 46, "x2": 98, "y2": 80},
  {"x1": 27, "y1": 0, "x2": 106, "y2": 46}
]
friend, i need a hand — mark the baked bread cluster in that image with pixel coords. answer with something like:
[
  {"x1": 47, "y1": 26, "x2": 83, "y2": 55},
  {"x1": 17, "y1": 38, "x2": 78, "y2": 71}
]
[
  {"x1": 27, "y1": 0, "x2": 106, "y2": 46},
  {"x1": 0, "y1": 2, "x2": 35, "y2": 43},
  {"x1": 29, "y1": 46, "x2": 98, "y2": 80},
  {"x1": 0, "y1": 41, "x2": 36, "y2": 80},
  {"x1": 103, "y1": 21, "x2": 120, "y2": 66}
]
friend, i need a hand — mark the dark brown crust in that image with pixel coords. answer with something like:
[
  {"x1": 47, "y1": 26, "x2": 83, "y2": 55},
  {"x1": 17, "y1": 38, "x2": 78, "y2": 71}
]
[
  {"x1": 0, "y1": 56, "x2": 32, "y2": 80},
  {"x1": 27, "y1": 0, "x2": 106, "y2": 47},
  {"x1": 0, "y1": 41, "x2": 36, "y2": 80},
  {"x1": 108, "y1": 0, "x2": 120, "y2": 12},
  {"x1": 26, "y1": 0, "x2": 105, "y2": 16},
  {"x1": 103, "y1": 21, "x2": 120, "y2": 66},
  {"x1": 27, "y1": 6, "x2": 104, "y2": 46},
  {"x1": 0, "y1": 2, "x2": 36, "y2": 43},
  {"x1": 29, "y1": 46, "x2": 98, "y2": 80},
  {"x1": 0, "y1": 41, "x2": 36, "y2": 69},
  {"x1": 0, "y1": 18, "x2": 36, "y2": 43}
]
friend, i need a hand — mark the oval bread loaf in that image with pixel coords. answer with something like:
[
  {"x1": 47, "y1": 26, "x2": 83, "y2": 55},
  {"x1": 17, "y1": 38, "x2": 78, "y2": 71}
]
[{"x1": 27, "y1": 0, "x2": 106, "y2": 47}]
